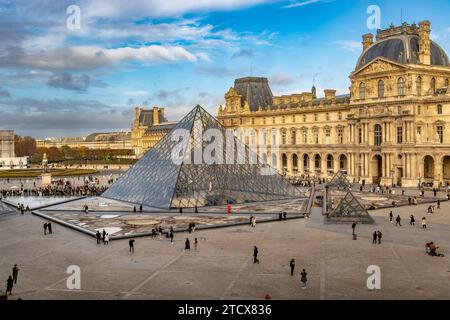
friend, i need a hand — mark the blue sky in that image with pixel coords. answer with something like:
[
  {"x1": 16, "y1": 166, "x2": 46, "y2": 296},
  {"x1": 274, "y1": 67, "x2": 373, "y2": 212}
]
[{"x1": 1, "y1": 0, "x2": 449, "y2": 138}]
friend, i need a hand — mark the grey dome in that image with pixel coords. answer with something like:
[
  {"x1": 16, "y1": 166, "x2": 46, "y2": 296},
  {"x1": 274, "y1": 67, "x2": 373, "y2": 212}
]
[{"x1": 356, "y1": 35, "x2": 449, "y2": 69}]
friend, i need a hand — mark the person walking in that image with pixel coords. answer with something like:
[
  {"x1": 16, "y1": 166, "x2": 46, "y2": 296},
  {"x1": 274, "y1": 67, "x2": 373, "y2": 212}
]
[
  {"x1": 104, "y1": 233, "x2": 109, "y2": 245},
  {"x1": 6, "y1": 275, "x2": 13, "y2": 295},
  {"x1": 389, "y1": 211, "x2": 393, "y2": 223},
  {"x1": 437, "y1": 200, "x2": 441, "y2": 210},
  {"x1": 300, "y1": 269, "x2": 308, "y2": 289},
  {"x1": 43, "y1": 223, "x2": 48, "y2": 235},
  {"x1": 158, "y1": 226, "x2": 163, "y2": 239},
  {"x1": 352, "y1": 222, "x2": 356, "y2": 235},
  {"x1": 194, "y1": 238, "x2": 198, "y2": 250},
  {"x1": 395, "y1": 215, "x2": 402, "y2": 227},
  {"x1": 139, "y1": 204, "x2": 143, "y2": 213},
  {"x1": 129, "y1": 239, "x2": 135, "y2": 253},
  {"x1": 422, "y1": 217, "x2": 427, "y2": 229},
  {"x1": 377, "y1": 231, "x2": 382, "y2": 244},
  {"x1": 289, "y1": 259, "x2": 296, "y2": 276},
  {"x1": 170, "y1": 231, "x2": 174, "y2": 243},
  {"x1": 96, "y1": 230, "x2": 101, "y2": 244},
  {"x1": 251, "y1": 217, "x2": 257, "y2": 228},
  {"x1": 185, "y1": 238, "x2": 190, "y2": 250},
  {"x1": 12, "y1": 265, "x2": 19, "y2": 284},
  {"x1": 372, "y1": 231, "x2": 377, "y2": 244},
  {"x1": 253, "y1": 246, "x2": 260, "y2": 264},
  {"x1": 102, "y1": 229, "x2": 106, "y2": 243},
  {"x1": 410, "y1": 215, "x2": 415, "y2": 226},
  {"x1": 48, "y1": 222, "x2": 52, "y2": 234}
]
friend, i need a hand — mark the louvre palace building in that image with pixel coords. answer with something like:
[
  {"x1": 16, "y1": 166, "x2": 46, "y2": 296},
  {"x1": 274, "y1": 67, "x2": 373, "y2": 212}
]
[{"x1": 217, "y1": 21, "x2": 450, "y2": 188}]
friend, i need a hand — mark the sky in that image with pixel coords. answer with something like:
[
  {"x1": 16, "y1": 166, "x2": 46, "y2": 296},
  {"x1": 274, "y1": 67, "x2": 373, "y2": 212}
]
[{"x1": 1, "y1": 0, "x2": 450, "y2": 138}]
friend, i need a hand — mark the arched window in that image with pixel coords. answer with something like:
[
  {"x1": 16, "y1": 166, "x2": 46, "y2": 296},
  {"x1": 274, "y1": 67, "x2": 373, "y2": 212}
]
[
  {"x1": 397, "y1": 77, "x2": 405, "y2": 96},
  {"x1": 437, "y1": 105, "x2": 443, "y2": 115},
  {"x1": 293, "y1": 154, "x2": 299, "y2": 171},
  {"x1": 416, "y1": 76, "x2": 422, "y2": 96},
  {"x1": 281, "y1": 129, "x2": 287, "y2": 145},
  {"x1": 431, "y1": 78, "x2": 436, "y2": 94},
  {"x1": 374, "y1": 124, "x2": 382, "y2": 146},
  {"x1": 303, "y1": 154, "x2": 310, "y2": 171},
  {"x1": 359, "y1": 82, "x2": 366, "y2": 99},
  {"x1": 327, "y1": 154, "x2": 334, "y2": 172},
  {"x1": 314, "y1": 154, "x2": 321, "y2": 171},
  {"x1": 378, "y1": 80, "x2": 385, "y2": 98}
]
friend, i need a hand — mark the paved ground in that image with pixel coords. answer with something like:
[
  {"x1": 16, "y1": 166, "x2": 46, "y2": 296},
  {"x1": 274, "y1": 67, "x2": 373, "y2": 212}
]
[{"x1": 1, "y1": 198, "x2": 449, "y2": 300}]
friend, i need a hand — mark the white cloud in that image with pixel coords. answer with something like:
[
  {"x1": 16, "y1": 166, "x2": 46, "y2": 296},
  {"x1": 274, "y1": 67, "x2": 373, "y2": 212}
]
[
  {"x1": 5, "y1": 45, "x2": 198, "y2": 70},
  {"x1": 334, "y1": 40, "x2": 361, "y2": 53},
  {"x1": 270, "y1": 73, "x2": 296, "y2": 86},
  {"x1": 284, "y1": 0, "x2": 328, "y2": 9},
  {"x1": 125, "y1": 90, "x2": 150, "y2": 97},
  {"x1": 82, "y1": 0, "x2": 272, "y2": 19}
]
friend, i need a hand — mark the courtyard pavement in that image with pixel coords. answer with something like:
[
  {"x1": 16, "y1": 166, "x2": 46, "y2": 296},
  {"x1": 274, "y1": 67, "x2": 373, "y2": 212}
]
[{"x1": 0, "y1": 198, "x2": 449, "y2": 300}]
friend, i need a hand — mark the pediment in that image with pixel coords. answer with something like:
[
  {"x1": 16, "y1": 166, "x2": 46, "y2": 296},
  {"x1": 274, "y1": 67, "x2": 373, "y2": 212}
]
[{"x1": 353, "y1": 58, "x2": 407, "y2": 76}]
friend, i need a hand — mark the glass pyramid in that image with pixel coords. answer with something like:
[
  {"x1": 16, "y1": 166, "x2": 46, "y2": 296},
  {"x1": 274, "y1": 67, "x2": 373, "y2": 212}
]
[
  {"x1": 327, "y1": 171, "x2": 352, "y2": 189},
  {"x1": 103, "y1": 105, "x2": 305, "y2": 209},
  {"x1": 327, "y1": 192, "x2": 374, "y2": 224}
]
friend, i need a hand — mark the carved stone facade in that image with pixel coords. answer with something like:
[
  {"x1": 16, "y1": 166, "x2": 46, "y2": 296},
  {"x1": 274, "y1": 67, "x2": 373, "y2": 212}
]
[
  {"x1": 131, "y1": 107, "x2": 176, "y2": 157},
  {"x1": 217, "y1": 21, "x2": 450, "y2": 188}
]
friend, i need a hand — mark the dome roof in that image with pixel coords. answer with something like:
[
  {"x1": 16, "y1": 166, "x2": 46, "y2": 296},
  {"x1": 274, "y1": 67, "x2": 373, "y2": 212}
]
[{"x1": 356, "y1": 35, "x2": 449, "y2": 70}]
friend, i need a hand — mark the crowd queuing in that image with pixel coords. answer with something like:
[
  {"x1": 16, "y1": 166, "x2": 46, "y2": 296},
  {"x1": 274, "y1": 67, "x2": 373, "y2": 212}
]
[{"x1": 0, "y1": 176, "x2": 110, "y2": 198}]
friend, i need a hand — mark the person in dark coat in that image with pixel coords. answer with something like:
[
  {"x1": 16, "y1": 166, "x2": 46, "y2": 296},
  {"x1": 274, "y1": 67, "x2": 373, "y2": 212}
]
[
  {"x1": 377, "y1": 231, "x2": 382, "y2": 244},
  {"x1": 6, "y1": 275, "x2": 13, "y2": 295},
  {"x1": 43, "y1": 223, "x2": 48, "y2": 235},
  {"x1": 12, "y1": 265, "x2": 19, "y2": 284},
  {"x1": 102, "y1": 229, "x2": 106, "y2": 242},
  {"x1": 129, "y1": 239, "x2": 135, "y2": 253},
  {"x1": 410, "y1": 215, "x2": 415, "y2": 226},
  {"x1": 185, "y1": 238, "x2": 190, "y2": 250},
  {"x1": 194, "y1": 206, "x2": 198, "y2": 213},
  {"x1": 300, "y1": 269, "x2": 308, "y2": 288},
  {"x1": 352, "y1": 222, "x2": 356, "y2": 235},
  {"x1": 48, "y1": 222, "x2": 52, "y2": 234},
  {"x1": 372, "y1": 231, "x2": 377, "y2": 244},
  {"x1": 96, "y1": 231, "x2": 101, "y2": 244},
  {"x1": 139, "y1": 204, "x2": 143, "y2": 212},
  {"x1": 278, "y1": 213, "x2": 283, "y2": 221},
  {"x1": 170, "y1": 232, "x2": 174, "y2": 243},
  {"x1": 389, "y1": 211, "x2": 393, "y2": 223},
  {"x1": 253, "y1": 246, "x2": 260, "y2": 264},
  {"x1": 395, "y1": 215, "x2": 402, "y2": 227},
  {"x1": 283, "y1": 212, "x2": 287, "y2": 220},
  {"x1": 289, "y1": 259, "x2": 295, "y2": 276}
]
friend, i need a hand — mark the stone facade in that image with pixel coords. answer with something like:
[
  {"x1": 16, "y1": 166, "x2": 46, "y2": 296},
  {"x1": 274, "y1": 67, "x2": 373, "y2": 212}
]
[
  {"x1": 0, "y1": 130, "x2": 14, "y2": 158},
  {"x1": 131, "y1": 107, "x2": 176, "y2": 157},
  {"x1": 217, "y1": 21, "x2": 450, "y2": 188},
  {"x1": 37, "y1": 132, "x2": 132, "y2": 151}
]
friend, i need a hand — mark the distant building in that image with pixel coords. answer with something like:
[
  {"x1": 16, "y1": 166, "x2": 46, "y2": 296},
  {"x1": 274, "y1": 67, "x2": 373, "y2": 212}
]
[
  {"x1": 0, "y1": 130, "x2": 29, "y2": 170},
  {"x1": 0, "y1": 130, "x2": 14, "y2": 158},
  {"x1": 36, "y1": 131, "x2": 132, "y2": 151},
  {"x1": 131, "y1": 107, "x2": 177, "y2": 157}
]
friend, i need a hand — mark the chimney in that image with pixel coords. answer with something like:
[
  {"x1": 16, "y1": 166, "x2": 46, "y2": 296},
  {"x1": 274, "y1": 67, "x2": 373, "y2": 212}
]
[
  {"x1": 152, "y1": 107, "x2": 159, "y2": 126},
  {"x1": 418, "y1": 20, "x2": 431, "y2": 65},
  {"x1": 362, "y1": 33, "x2": 374, "y2": 51},
  {"x1": 324, "y1": 90, "x2": 336, "y2": 100}
]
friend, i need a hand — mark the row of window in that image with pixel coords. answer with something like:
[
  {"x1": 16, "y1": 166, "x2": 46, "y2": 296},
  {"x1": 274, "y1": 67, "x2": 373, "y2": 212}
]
[
  {"x1": 279, "y1": 154, "x2": 348, "y2": 172},
  {"x1": 246, "y1": 112, "x2": 345, "y2": 125},
  {"x1": 359, "y1": 77, "x2": 449, "y2": 99}
]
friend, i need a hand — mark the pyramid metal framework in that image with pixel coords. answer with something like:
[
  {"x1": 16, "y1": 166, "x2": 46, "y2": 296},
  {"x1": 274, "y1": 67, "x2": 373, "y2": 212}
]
[
  {"x1": 0, "y1": 201, "x2": 15, "y2": 215},
  {"x1": 103, "y1": 105, "x2": 305, "y2": 209},
  {"x1": 327, "y1": 192, "x2": 374, "y2": 224},
  {"x1": 327, "y1": 171, "x2": 352, "y2": 189}
]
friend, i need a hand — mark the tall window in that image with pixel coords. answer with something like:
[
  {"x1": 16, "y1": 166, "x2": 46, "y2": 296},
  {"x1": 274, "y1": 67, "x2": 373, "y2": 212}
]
[
  {"x1": 397, "y1": 77, "x2": 405, "y2": 96},
  {"x1": 337, "y1": 128, "x2": 344, "y2": 144},
  {"x1": 416, "y1": 76, "x2": 422, "y2": 96},
  {"x1": 314, "y1": 155, "x2": 321, "y2": 171},
  {"x1": 325, "y1": 129, "x2": 331, "y2": 144},
  {"x1": 378, "y1": 80, "x2": 385, "y2": 98},
  {"x1": 374, "y1": 124, "x2": 382, "y2": 146},
  {"x1": 291, "y1": 130, "x2": 296, "y2": 145},
  {"x1": 303, "y1": 115, "x2": 307, "y2": 122},
  {"x1": 281, "y1": 130, "x2": 287, "y2": 145},
  {"x1": 302, "y1": 129, "x2": 308, "y2": 144},
  {"x1": 271, "y1": 129, "x2": 277, "y2": 146},
  {"x1": 417, "y1": 105, "x2": 421, "y2": 115},
  {"x1": 358, "y1": 127, "x2": 363, "y2": 144},
  {"x1": 338, "y1": 112, "x2": 342, "y2": 120},
  {"x1": 313, "y1": 129, "x2": 319, "y2": 144},
  {"x1": 327, "y1": 155, "x2": 333, "y2": 171},
  {"x1": 314, "y1": 114, "x2": 318, "y2": 121},
  {"x1": 250, "y1": 130, "x2": 256, "y2": 145},
  {"x1": 251, "y1": 118, "x2": 255, "y2": 125},
  {"x1": 437, "y1": 126, "x2": 444, "y2": 143},
  {"x1": 359, "y1": 82, "x2": 366, "y2": 99},
  {"x1": 437, "y1": 105, "x2": 443, "y2": 115},
  {"x1": 292, "y1": 115, "x2": 296, "y2": 123},
  {"x1": 282, "y1": 116, "x2": 286, "y2": 124},
  {"x1": 397, "y1": 127, "x2": 403, "y2": 144},
  {"x1": 431, "y1": 78, "x2": 436, "y2": 94},
  {"x1": 326, "y1": 113, "x2": 330, "y2": 121},
  {"x1": 303, "y1": 154, "x2": 309, "y2": 171}
]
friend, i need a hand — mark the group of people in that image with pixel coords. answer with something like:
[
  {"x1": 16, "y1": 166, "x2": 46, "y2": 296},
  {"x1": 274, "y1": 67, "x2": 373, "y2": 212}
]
[
  {"x1": 0, "y1": 181, "x2": 108, "y2": 198},
  {"x1": 95, "y1": 229, "x2": 109, "y2": 245},
  {"x1": 5, "y1": 264, "x2": 19, "y2": 296},
  {"x1": 249, "y1": 216, "x2": 257, "y2": 228},
  {"x1": 43, "y1": 222, "x2": 53, "y2": 235},
  {"x1": 16, "y1": 203, "x2": 30, "y2": 215},
  {"x1": 372, "y1": 231, "x2": 383, "y2": 244},
  {"x1": 425, "y1": 242, "x2": 445, "y2": 257},
  {"x1": 390, "y1": 212, "x2": 428, "y2": 229}
]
